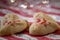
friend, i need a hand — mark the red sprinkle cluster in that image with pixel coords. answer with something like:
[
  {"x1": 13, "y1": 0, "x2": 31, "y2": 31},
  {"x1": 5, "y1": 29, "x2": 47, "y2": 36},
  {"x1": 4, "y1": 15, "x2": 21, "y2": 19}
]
[
  {"x1": 3, "y1": 20, "x2": 20, "y2": 25},
  {"x1": 36, "y1": 18, "x2": 50, "y2": 27},
  {"x1": 36, "y1": 18, "x2": 46, "y2": 24}
]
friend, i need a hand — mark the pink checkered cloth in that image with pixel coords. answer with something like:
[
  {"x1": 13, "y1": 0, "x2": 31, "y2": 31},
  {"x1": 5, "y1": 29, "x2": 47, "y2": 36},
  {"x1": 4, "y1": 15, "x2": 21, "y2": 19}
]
[{"x1": 0, "y1": 2, "x2": 60, "y2": 40}]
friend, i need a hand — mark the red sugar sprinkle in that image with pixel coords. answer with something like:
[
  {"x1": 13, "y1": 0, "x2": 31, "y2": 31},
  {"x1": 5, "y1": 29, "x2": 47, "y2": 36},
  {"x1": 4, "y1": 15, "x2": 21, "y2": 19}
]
[
  {"x1": 40, "y1": 18, "x2": 46, "y2": 24},
  {"x1": 36, "y1": 18, "x2": 41, "y2": 23},
  {"x1": 40, "y1": 21, "x2": 45, "y2": 24},
  {"x1": 15, "y1": 20, "x2": 20, "y2": 22}
]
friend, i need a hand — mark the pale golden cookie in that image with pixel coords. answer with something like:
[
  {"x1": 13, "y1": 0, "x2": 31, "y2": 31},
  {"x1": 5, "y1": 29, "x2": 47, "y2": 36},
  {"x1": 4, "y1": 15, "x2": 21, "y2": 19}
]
[
  {"x1": 29, "y1": 12, "x2": 60, "y2": 35},
  {"x1": 0, "y1": 14, "x2": 28, "y2": 36}
]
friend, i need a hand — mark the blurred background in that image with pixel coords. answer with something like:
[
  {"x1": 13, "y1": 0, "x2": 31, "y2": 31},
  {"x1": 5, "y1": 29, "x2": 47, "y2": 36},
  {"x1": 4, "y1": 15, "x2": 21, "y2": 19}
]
[{"x1": 0, "y1": 0, "x2": 60, "y2": 8}]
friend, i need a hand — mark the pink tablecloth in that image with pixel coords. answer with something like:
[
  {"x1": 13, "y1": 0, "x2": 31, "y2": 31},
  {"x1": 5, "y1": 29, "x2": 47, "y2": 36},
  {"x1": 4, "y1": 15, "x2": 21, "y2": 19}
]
[{"x1": 0, "y1": 2, "x2": 60, "y2": 40}]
